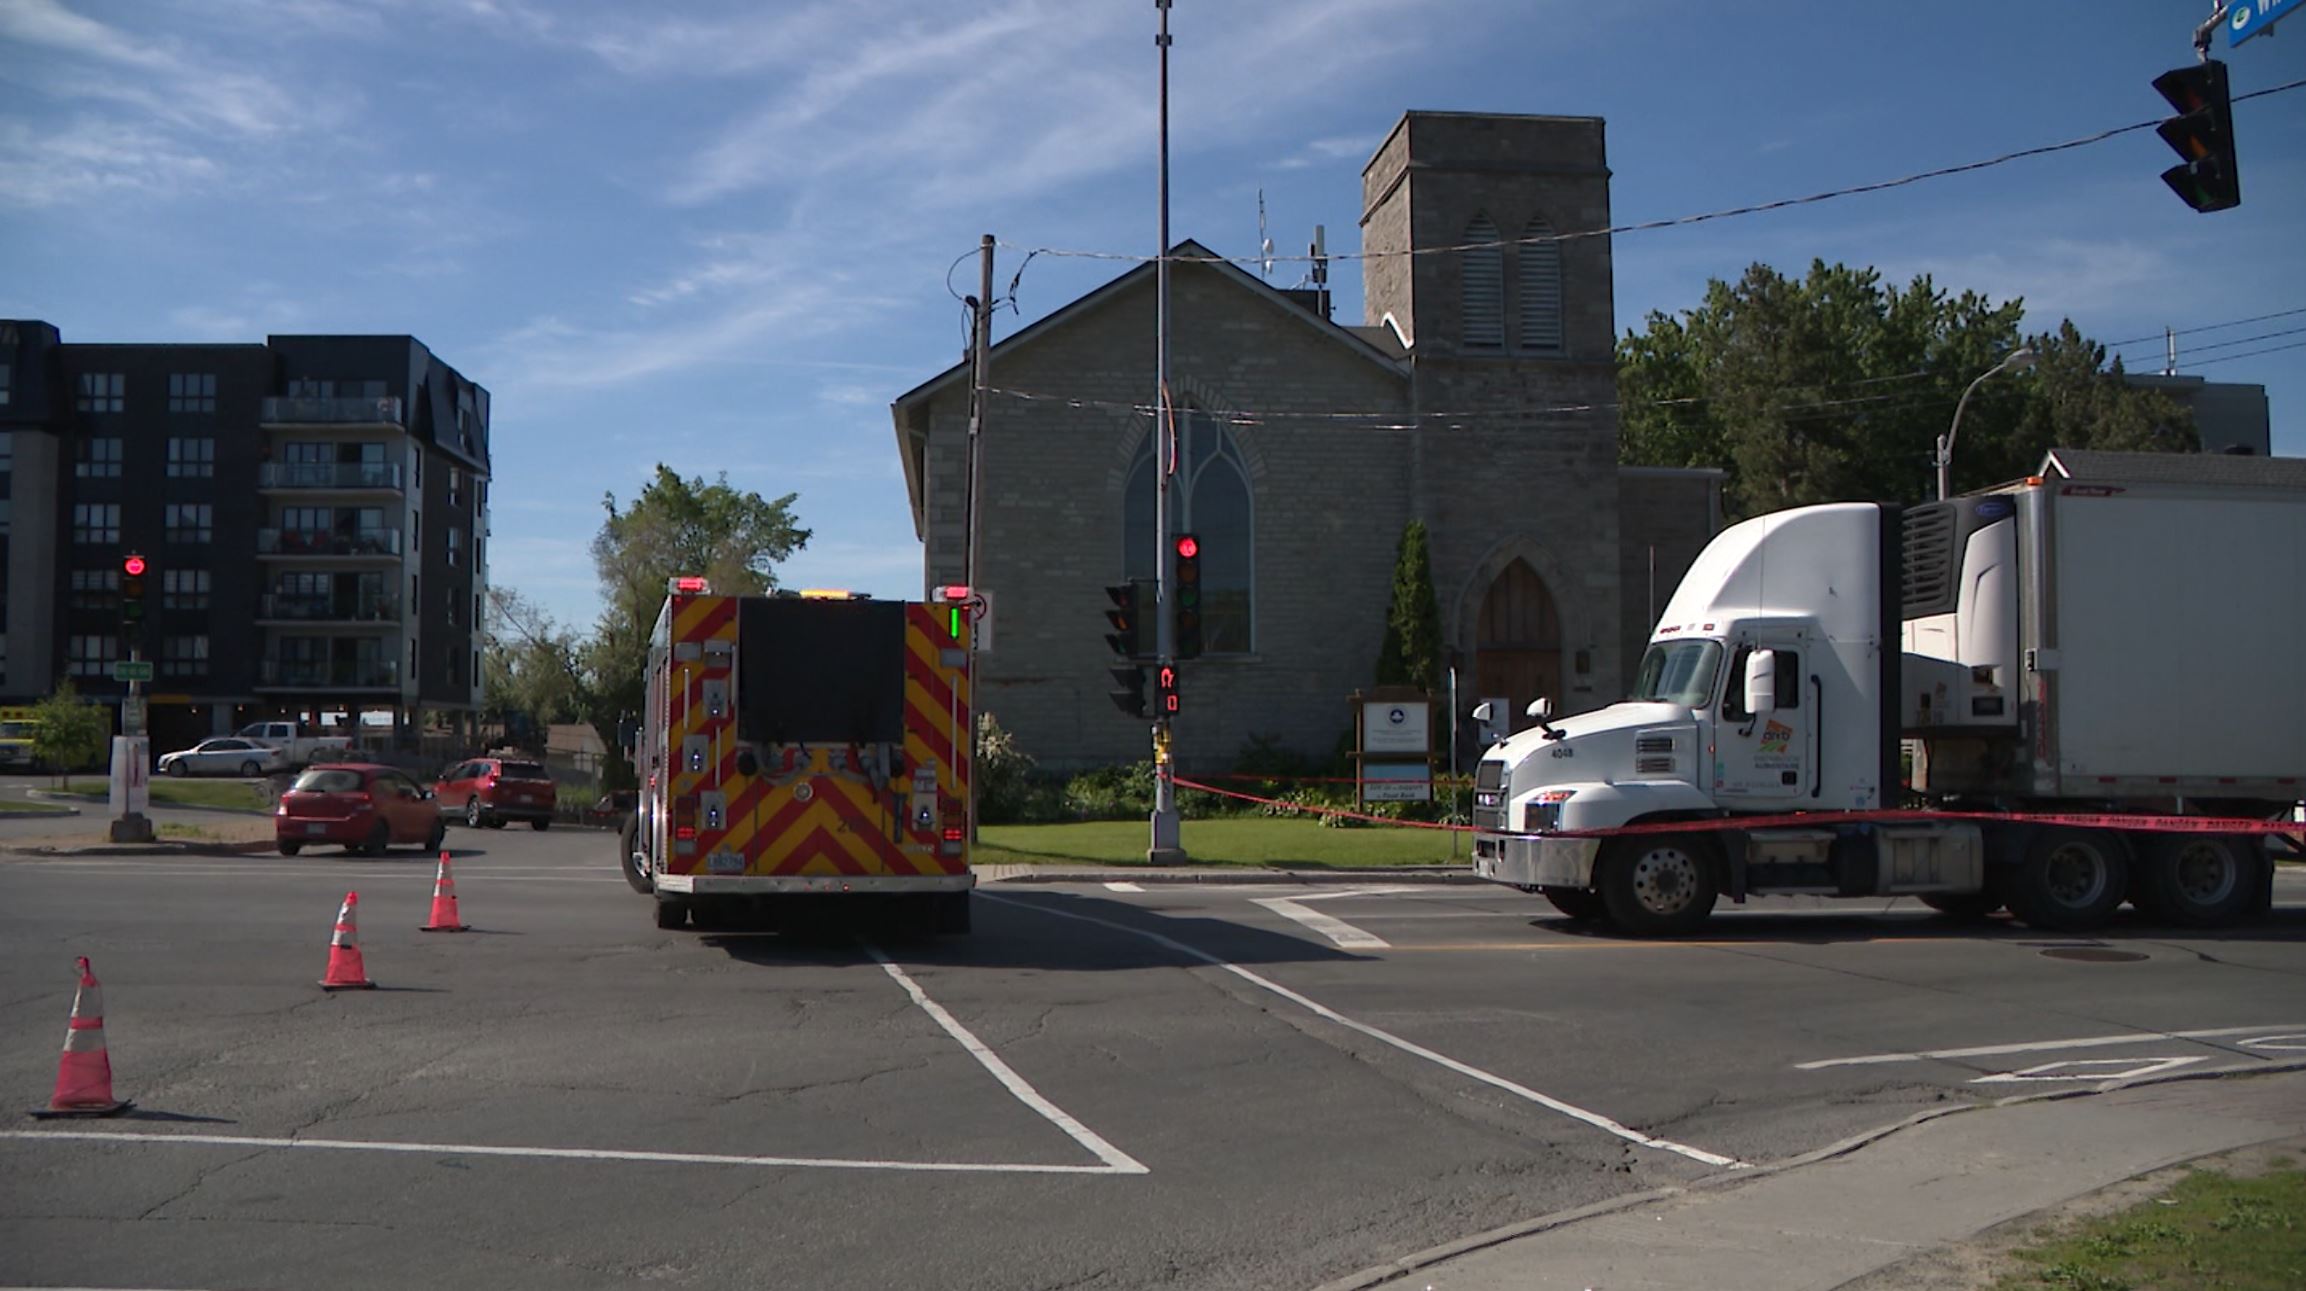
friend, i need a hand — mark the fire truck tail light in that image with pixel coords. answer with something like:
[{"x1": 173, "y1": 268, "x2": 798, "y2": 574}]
[{"x1": 673, "y1": 795, "x2": 699, "y2": 840}]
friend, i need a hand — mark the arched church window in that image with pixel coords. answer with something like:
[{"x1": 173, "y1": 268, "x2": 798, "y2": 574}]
[{"x1": 1124, "y1": 409, "x2": 1254, "y2": 653}]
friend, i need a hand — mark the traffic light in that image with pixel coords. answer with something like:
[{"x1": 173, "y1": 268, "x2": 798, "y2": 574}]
[
  {"x1": 1154, "y1": 662, "x2": 1180, "y2": 717},
  {"x1": 1108, "y1": 664, "x2": 1150, "y2": 718},
  {"x1": 1104, "y1": 580, "x2": 1149, "y2": 659},
  {"x1": 2153, "y1": 60, "x2": 2239, "y2": 213},
  {"x1": 120, "y1": 553, "x2": 148, "y2": 623},
  {"x1": 1172, "y1": 534, "x2": 1203, "y2": 660}
]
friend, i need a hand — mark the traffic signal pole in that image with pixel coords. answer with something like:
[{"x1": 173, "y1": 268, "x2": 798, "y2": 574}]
[
  {"x1": 109, "y1": 553, "x2": 153, "y2": 844},
  {"x1": 1147, "y1": 0, "x2": 1183, "y2": 864}
]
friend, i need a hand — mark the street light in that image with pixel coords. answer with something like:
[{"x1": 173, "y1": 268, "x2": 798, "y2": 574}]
[{"x1": 1936, "y1": 347, "x2": 2037, "y2": 501}]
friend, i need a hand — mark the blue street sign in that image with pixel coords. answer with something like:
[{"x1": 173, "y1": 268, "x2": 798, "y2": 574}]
[{"x1": 2229, "y1": 0, "x2": 2301, "y2": 46}]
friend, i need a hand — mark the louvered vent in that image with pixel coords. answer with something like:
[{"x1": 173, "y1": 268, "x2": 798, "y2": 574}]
[
  {"x1": 1901, "y1": 503, "x2": 1957, "y2": 618},
  {"x1": 1635, "y1": 735, "x2": 1675, "y2": 755},
  {"x1": 1519, "y1": 216, "x2": 1564, "y2": 353},
  {"x1": 1462, "y1": 216, "x2": 1504, "y2": 349}
]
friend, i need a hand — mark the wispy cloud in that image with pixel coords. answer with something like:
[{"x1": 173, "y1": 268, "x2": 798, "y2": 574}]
[
  {"x1": 1, "y1": 0, "x2": 311, "y2": 136},
  {"x1": 0, "y1": 115, "x2": 220, "y2": 207}
]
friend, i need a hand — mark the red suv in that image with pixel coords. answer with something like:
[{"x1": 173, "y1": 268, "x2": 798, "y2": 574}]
[
  {"x1": 435, "y1": 757, "x2": 558, "y2": 830},
  {"x1": 277, "y1": 764, "x2": 445, "y2": 856}
]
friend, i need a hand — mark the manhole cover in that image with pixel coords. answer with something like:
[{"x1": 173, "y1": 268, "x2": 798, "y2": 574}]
[{"x1": 2040, "y1": 947, "x2": 2149, "y2": 963}]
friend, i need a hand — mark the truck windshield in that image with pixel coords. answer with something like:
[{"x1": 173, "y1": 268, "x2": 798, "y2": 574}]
[{"x1": 1631, "y1": 640, "x2": 1722, "y2": 707}]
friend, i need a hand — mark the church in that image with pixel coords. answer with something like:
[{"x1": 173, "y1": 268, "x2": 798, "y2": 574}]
[{"x1": 889, "y1": 111, "x2": 1721, "y2": 771}]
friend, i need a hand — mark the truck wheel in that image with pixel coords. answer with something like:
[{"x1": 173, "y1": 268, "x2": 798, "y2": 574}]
[
  {"x1": 1598, "y1": 835, "x2": 1718, "y2": 935},
  {"x1": 619, "y1": 815, "x2": 654, "y2": 894},
  {"x1": 654, "y1": 896, "x2": 689, "y2": 930},
  {"x1": 2137, "y1": 834, "x2": 2259, "y2": 928},
  {"x1": 2007, "y1": 829, "x2": 2127, "y2": 932},
  {"x1": 1917, "y1": 891, "x2": 2003, "y2": 921},
  {"x1": 1540, "y1": 887, "x2": 1608, "y2": 922}
]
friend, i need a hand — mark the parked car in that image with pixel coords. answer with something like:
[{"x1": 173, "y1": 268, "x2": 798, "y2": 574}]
[
  {"x1": 158, "y1": 737, "x2": 286, "y2": 778},
  {"x1": 276, "y1": 763, "x2": 444, "y2": 856},
  {"x1": 434, "y1": 757, "x2": 558, "y2": 830}
]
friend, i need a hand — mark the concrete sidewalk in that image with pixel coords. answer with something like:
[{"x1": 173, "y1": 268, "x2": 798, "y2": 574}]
[{"x1": 1332, "y1": 1068, "x2": 2306, "y2": 1290}]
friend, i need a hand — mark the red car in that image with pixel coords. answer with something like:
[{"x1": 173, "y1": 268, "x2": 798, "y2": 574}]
[
  {"x1": 277, "y1": 763, "x2": 445, "y2": 856},
  {"x1": 434, "y1": 756, "x2": 558, "y2": 830}
]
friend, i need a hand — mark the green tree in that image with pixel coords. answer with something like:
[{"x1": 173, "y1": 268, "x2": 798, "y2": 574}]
[
  {"x1": 1618, "y1": 260, "x2": 2191, "y2": 513},
  {"x1": 1374, "y1": 520, "x2": 1442, "y2": 695},
  {"x1": 32, "y1": 680, "x2": 110, "y2": 790},
  {"x1": 584, "y1": 466, "x2": 811, "y2": 775},
  {"x1": 480, "y1": 586, "x2": 586, "y2": 745}
]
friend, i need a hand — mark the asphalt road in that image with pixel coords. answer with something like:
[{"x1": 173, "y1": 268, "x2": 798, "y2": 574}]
[{"x1": 3, "y1": 819, "x2": 2302, "y2": 1290}]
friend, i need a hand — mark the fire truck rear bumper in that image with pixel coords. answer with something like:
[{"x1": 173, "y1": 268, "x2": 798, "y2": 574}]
[
  {"x1": 1470, "y1": 833, "x2": 1600, "y2": 889},
  {"x1": 655, "y1": 873, "x2": 974, "y2": 895}
]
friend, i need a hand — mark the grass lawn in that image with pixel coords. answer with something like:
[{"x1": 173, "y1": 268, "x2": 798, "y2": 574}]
[
  {"x1": 47, "y1": 779, "x2": 273, "y2": 812},
  {"x1": 1996, "y1": 1162, "x2": 2305, "y2": 1290},
  {"x1": 0, "y1": 799, "x2": 71, "y2": 814},
  {"x1": 976, "y1": 816, "x2": 1468, "y2": 869}
]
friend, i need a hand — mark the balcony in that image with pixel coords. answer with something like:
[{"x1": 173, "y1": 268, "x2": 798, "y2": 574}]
[
  {"x1": 261, "y1": 395, "x2": 403, "y2": 427},
  {"x1": 258, "y1": 659, "x2": 400, "y2": 690},
  {"x1": 258, "y1": 462, "x2": 404, "y2": 492},
  {"x1": 257, "y1": 527, "x2": 402, "y2": 559},
  {"x1": 257, "y1": 594, "x2": 401, "y2": 624}
]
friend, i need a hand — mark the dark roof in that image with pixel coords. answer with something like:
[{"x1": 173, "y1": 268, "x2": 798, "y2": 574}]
[{"x1": 2039, "y1": 448, "x2": 2306, "y2": 489}]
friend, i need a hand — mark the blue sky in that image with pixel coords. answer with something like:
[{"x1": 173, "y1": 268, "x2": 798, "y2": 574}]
[{"x1": 4, "y1": 0, "x2": 2302, "y2": 632}]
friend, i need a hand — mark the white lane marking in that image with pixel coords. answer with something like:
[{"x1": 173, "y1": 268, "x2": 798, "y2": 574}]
[
  {"x1": 1103, "y1": 881, "x2": 1144, "y2": 893},
  {"x1": 1795, "y1": 1023, "x2": 2306, "y2": 1070},
  {"x1": 1253, "y1": 896, "x2": 1388, "y2": 949},
  {"x1": 2240, "y1": 1033, "x2": 2306, "y2": 1052},
  {"x1": 1973, "y1": 1055, "x2": 2206, "y2": 1083},
  {"x1": 866, "y1": 946, "x2": 1148, "y2": 1175},
  {"x1": 0, "y1": 1129, "x2": 1128, "y2": 1175},
  {"x1": 984, "y1": 893, "x2": 1744, "y2": 1169}
]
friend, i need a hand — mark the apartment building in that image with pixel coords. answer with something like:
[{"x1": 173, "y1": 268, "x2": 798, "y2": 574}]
[{"x1": 0, "y1": 320, "x2": 491, "y2": 755}]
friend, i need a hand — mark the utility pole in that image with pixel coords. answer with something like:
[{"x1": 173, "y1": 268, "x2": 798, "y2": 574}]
[
  {"x1": 1148, "y1": 0, "x2": 1184, "y2": 863},
  {"x1": 965, "y1": 233, "x2": 993, "y2": 841}
]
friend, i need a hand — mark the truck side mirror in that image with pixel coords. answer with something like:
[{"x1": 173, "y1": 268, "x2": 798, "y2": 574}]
[
  {"x1": 1744, "y1": 649, "x2": 1779, "y2": 716},
  {"x1": 1470, "y1": 701, "x2": 1493, "y2": 724},
  {"x1": 1524, "y1": 697, "x2": 1553, "y2": 721}
]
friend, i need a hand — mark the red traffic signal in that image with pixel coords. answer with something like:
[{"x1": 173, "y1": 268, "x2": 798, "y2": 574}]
[
  {"x1": 1172, "y1": 534, "x2": 1203, "y2": 660},
  {"x1": 1174, "y1": 535, "x2": 1199, "y2": 560},
  {"x1": 1155, "y1": 663, "x2": 1180, "y2": 716},
  {"x1": 122, "y1": 554, "x2": 146, "y2": 577}
]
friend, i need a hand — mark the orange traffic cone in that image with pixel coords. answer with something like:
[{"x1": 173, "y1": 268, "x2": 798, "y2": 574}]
[
  {"x1": 319, "y1": 891, "x2": 376, "y2": 990},
  {"x1": 421, "y1": 852, "x2": 468, "y2": 932},
  {"x1": 29, "y1": 957, "x2": 132, "y2": 1118}
]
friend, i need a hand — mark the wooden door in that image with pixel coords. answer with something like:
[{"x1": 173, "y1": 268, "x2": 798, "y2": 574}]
[{"x1": 1475, "y1": 559, "x2": 1562, "y2": 731}]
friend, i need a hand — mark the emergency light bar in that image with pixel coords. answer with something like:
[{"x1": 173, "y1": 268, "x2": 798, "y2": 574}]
[
  {"x1": 930, "y1": 584, "x2": 971, "y2": 604},
  {"x1": 669, "y1": 576, "x2": 710, "y2": 594}
]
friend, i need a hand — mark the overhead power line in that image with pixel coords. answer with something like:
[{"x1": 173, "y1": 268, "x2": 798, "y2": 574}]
[
  {"x1": 996, "y1": 79, "x2": 2306, "y2": 270},
  {"x1": 2102, "y1": 305, "x2": 2306, "y2": 350},
  {"x1": 2183, "y1": 338, "x2": 2306, "y2": 368}
]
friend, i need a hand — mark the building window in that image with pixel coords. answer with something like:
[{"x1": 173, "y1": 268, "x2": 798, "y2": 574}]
[
  {"x1": 70, "y1": 568, "x2": 120, "y2": 610},
  {"x1": 165, "y1": 503, "x2": 214, "y2": 544},
  {"x1": 67, "y1": 635, "x2": 120, "y2": 678},
  {"x1": 0, "y1": 362, "x2": 12, "y2": 407},
  {"x1": 161, "y1": 635, "x2": 210, "y2": 678},
  {"x1": 1461, "y1": 214, "x2": 1505, "y2": 349},
  {"x1": 76, "y1": 372, "x2": 125, "y2": 413},
  {"x1": 1518, "y1": 215, "x2": 1564, "y2": 354},
  {"x1": 448, "y1": 466, "x2": 462, "y2": 510},
  {"x1": 72, "y1": 503, "x2": 120, "y2": 544},
  {"x1": 1123, "y1": 409, "x2": 1254, "y2": 654},
  {"x1": 1, "y1": 429, "x2": 12, "y2": 469},
  {"x1": 76, "y1": 436, "x2": 123, "y2": 478},
  {"x1": 168, "y1": 373, "x2": 217, "y2": 413},
  {"x1": 163, "y1": 568, "x2": 211, "y2": 610},
  {"x1": 0, "y1": 498, "x2": 9, "y2": 536},
  {"x1": 473, "y1": 592, "x2": 483, "y2": 626},
  {"x1": 446, "y1": 525, "x2": 461, "y2": 567},
  {"x1": 167, "y1": 436, "x2": 216, "y2": 478},
  {"x1": 409, "y1": 636, "x2": 419, "y2": 676}
]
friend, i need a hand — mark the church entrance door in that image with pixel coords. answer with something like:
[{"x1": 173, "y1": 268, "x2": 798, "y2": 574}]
[{"x1": 1475, "y1": 559, "x2": 1562, "y2": 732}]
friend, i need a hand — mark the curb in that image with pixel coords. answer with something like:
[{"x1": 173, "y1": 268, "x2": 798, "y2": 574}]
[
  {"x1": 4, "y1": 838, "x2": 282, "y2": 858},
  {"x1": 1315, "y1": 1060, "x2": 2306, "y2": 1291},
  {"x1": 29, "y1": 789, "x2": 273, "y2": 817}
]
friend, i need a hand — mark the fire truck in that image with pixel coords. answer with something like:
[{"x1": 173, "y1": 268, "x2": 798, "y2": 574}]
[{"x1": 619, "y1": 577, "x2": 975, "y2": 934}]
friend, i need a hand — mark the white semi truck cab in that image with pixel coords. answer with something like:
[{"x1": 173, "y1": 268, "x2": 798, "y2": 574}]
[{"x1": 1473, "y1": 471, "x2": 2304, "y2": 935}]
